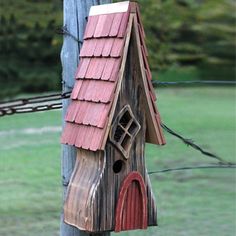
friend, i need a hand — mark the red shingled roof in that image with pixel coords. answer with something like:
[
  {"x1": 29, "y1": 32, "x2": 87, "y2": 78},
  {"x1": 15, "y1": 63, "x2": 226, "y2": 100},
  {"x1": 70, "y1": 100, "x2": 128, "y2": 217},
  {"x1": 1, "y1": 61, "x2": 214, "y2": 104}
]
[{"x1": 61, "y1": 2, "x2": 165, "y2": 151}]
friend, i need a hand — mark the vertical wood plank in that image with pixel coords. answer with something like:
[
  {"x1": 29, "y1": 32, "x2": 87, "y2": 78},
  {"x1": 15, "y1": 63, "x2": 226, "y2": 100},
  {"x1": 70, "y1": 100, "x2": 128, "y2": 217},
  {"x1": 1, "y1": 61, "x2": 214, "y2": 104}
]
[{"x1": 61, "y1": 0, "x2": 111, "y2": 236}]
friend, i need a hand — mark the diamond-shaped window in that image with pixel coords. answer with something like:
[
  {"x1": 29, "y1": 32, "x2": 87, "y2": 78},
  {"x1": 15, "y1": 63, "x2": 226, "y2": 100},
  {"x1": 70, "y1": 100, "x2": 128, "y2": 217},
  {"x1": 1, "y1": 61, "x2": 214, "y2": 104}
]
[{"x1": 110, "y1": 105, "x2": 140, "y2": 159}]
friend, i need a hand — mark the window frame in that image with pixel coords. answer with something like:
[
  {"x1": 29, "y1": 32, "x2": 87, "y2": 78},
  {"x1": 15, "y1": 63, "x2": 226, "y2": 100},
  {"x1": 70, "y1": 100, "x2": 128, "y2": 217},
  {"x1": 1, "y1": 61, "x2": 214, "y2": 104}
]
[{"x1": 109, "y1": 105, "x2": 141, "y2": 159}]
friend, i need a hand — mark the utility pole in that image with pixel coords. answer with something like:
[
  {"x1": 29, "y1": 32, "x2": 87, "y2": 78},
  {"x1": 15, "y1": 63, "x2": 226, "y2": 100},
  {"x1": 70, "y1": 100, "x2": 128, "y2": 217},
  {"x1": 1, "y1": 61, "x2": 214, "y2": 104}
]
[{"x1": 60, "y1": 1, "x2": 111, "y2": 236}]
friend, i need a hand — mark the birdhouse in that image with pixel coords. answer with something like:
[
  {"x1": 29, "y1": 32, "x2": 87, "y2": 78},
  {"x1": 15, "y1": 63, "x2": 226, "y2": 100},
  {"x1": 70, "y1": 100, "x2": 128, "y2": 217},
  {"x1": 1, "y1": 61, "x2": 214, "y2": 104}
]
[{"x1": 61, "y1": 1, "x2": 166, "y2": 233}]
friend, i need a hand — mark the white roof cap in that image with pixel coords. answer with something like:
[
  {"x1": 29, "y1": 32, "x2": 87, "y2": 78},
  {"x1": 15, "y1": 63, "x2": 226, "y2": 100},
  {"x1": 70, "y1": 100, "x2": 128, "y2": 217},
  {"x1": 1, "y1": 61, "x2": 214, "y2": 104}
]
[{"x1": 89, "y1": 1, "x2": 130, "y2": 16}]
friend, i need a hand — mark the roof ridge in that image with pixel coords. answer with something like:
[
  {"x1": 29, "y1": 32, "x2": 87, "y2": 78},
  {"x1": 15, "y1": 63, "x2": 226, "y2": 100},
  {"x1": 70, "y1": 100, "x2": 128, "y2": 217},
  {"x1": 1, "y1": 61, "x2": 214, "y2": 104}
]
[{"x1": 89, "y1": 1, "x2": 130, "y2": 16}]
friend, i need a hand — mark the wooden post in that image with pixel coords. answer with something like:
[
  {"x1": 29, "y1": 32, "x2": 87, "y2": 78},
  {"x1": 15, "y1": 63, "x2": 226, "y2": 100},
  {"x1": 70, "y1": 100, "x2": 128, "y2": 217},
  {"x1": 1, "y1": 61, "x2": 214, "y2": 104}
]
[{"x1": 60, "y1": 1, "x2": 111, "y2": 236}]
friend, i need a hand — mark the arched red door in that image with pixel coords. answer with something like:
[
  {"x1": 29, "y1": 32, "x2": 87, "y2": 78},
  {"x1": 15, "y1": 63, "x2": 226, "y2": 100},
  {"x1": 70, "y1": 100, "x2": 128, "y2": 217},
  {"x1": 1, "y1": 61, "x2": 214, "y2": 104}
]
[{"x1": 115, "y1": 171, "x2": 148, "y2": 232}]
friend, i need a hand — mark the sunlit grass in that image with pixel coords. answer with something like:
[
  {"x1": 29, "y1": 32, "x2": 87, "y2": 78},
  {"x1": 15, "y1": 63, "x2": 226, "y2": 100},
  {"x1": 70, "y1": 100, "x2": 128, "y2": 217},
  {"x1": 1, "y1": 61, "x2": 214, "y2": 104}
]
[{"x1": 0, "y1": 87, "x2": 235, "y2": 236}]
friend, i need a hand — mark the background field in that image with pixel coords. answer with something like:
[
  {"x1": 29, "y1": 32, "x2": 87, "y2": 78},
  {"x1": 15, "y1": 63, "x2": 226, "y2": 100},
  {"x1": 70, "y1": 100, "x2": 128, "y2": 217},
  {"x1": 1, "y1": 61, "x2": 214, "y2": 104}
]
[
  {"x1": 0, "y1": 0, "x2": 235, "y2": 98},
  {"x1": 0, "y1": 87, "x2": 235, "y2": 236},
  {"x1": 1, "y1": 0, "x2": 235, "y2": 235}
]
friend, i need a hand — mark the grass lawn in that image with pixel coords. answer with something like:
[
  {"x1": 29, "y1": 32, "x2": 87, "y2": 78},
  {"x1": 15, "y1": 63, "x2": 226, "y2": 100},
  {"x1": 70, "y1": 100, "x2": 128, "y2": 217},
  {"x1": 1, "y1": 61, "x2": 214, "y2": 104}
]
[{"x1": 0, "y1": 87, "x2": 235, "y2": 236}]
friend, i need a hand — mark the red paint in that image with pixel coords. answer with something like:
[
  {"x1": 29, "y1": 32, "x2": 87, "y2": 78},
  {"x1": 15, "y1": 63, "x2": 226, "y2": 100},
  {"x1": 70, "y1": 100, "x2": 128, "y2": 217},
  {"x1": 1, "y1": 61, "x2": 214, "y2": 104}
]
[
  {"x1": 89, "y1": 126, "x2": 105, "y2": 151},
  {"x1": 87, "y1": 58, "x2": 101, "y2": 79},
  {"x1": 118, "y1": 8, "x2": 130, "y2": 38},
  {"x1": 62, "y1": 10, "x2": 128, "y2": 151},
  {"x1": 61, "y1": 2, "x2": 166, "y2": 152},
  {"x1": 70, "y1": 80, "x2": 83, "y2": 100},
  {"x1": 75, "y1": 58, "x2": 91, "y2": 79},
  {"x1": 65, "y1": 101, "x2": 78, "y2": 122},
  {"x1": 92, "y1": 80, "x2": 115, "y2": 103},
  {"x1": 83, "y1": 103, "x2": 107, "y2": 127},
  {"x1": 110, "y1": 38, "x2": 124, "y2": 57},
  {"x1": 101, "y1": 14, "x2": 115, "y2": 37},
  {"x1": 74, "y1": 126, "x2": 84, "y2": 148},
  {"x1": 97, "y1": 104, "x2": 111, "y2": 128},
  {"x1": 93, "y1": 58, "x2": 107, "y2": 79},
  {"x1": 69, "y1": 124, "x2": 77, "y2": 146},
  {"x1": 73, "y1": 101, "x2": 87, "y2": 124},
  {"x1": 155, "y1": 114, "x2": 166, "y2": 145},
  {"x1": 82, "y1": 126, "x2": 95, "y2": 150},
  {"x1": 94, "y1": 15, "x2": 107, "y2": 38},
  {"x1": 77, "y1": 82, "x2": 90, "y2": 101},
  {"x1": 110, "y1": 59, "x2": 121, "y2": 82},
  {"x1": 83, "y1": 15, "x2": 99, "y2": 39},
  {"x1": 64, "y1": 124, "x2": 105, "y2": 151},
  {"x1": 101, "y1": 58, "x2": 116, "y2": 80},
  {"x1": 94, "y1": 39, "x2": 106, "y2": 57},
  {"x1": 83, "y1": 80, "x2": 98, "y2": 101},
  {"x1": 80, "y1": 39, "x2": 97, "y2": 57},
  {"x1": 138, "y1": 24, "x2": 148, "y2": 56},
  {"x1": 61, "y1": 122, "x2": 72, "y2": 144},
  {"x1": 136, "y1": 5, "x2": 146, "y2": 38},
  {"x1": 74, "y1": 80, "x2": 115, "y2": 103},
  {"x1": 85, "y1": 58, "x2": 98, "y2": 78},
  {"x1": 145, "y1": 70, "x2": 157, "y2": 102},
  {"x1": 109, "y1": 13, "x2": 124, "y2": 37},
  {"x1": 141, "y1": 45, "x2": 150, "y2": 75},
  {"x1": 65, "y1": 100, "x2": 110, "y2": 130},
  {"x1": 115, "y1": 172, "x2": 148, "y2": 232},
  {"x1": 102, "y1": 38, "x2": 114, "y2": 57}
]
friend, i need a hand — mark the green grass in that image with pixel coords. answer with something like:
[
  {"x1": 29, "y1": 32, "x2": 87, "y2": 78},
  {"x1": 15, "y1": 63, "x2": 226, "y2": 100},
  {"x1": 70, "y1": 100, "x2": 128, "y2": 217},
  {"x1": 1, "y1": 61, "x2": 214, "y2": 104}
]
[{"x1": 0, "y1": 87, "x2": 235, "y2": 236}]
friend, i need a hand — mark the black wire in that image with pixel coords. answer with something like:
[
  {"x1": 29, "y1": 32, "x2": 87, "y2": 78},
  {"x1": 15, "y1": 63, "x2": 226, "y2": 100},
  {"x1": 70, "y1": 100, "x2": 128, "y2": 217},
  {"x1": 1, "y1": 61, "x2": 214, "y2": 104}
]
[
  {"x1": 56, "y1": 26, "x2": 83, "y2": 44},
  {"x1": 0, "y1": 80, "x2": 234, "y2": 107},
  {"x1": 0, "y1": 88, "x2": 234, "y2": 168},
  {"x1": 153, "y1": 80, "x2": 236, "y2": 86},
  {"x1": 0, "y1": 103, "x2": 63, "y2": 117},
  {"x1": 161, "y1": 123, "x2": 234, "y2": 165},
  {"x1": 148, "y1": 164, "x2": 236, "y2": 174},
  {"x1": 0, "y1": 92, "x2": 71, "y2": 109}
]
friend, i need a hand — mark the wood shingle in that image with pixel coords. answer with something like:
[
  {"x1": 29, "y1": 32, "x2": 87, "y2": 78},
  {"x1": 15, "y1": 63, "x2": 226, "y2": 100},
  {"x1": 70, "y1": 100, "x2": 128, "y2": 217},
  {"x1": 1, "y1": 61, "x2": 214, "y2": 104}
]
[{"x1": 61, "y1": 1, "x2": 165, "y2": 151}]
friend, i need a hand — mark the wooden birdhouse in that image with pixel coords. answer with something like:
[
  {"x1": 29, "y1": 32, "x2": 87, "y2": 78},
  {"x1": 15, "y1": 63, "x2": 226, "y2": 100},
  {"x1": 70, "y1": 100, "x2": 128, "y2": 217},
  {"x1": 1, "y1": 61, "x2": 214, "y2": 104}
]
[{"x1": 61, "y1": 1, "x2": 166, "y2": 233}]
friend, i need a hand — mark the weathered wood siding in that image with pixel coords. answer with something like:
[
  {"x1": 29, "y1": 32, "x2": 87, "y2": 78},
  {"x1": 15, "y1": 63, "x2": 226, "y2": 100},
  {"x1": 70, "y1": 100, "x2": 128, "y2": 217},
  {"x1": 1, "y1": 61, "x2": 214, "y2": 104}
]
[
  {"x1": 64, "y1": 150, "x2": 106, "y2": 232},
  {"x1": 91, "y1": 27, "x2": 158, "y2": 230},
  {"x1": 63, "y1": 19, "x2": 157, "y2": 233},
  {"x1": 103, "y1": 24, "x2": 158, "y2": 228},
  {"x1": 61, "y1": 1, "x2": 111, "y2": 235}
]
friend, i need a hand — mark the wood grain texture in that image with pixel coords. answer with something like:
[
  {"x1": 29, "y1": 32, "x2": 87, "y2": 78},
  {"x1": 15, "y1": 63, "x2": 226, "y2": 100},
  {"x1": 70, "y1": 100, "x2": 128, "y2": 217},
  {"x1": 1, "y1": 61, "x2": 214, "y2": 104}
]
[
  {"x1": 61, "y1": 2, "x2": 168, "y2": 234},
  {"x1": 64, "y1": 150, "x2": 106, "y2": 232},
  {"x1": 101, "y1": 13, "x2": 134, "y2": 149},
  {"x1": 111, "y1": 32, "x2": 158, "y2": 228},
  {"x1": 115, "y1": 172, "x2": 148, "y2": 232},
  {"x1": 132, "y1": 14, "x2": 165, "y2": 145},
  {"x1": 61, "y1": 0, "x2": 111, "y2": 236},
  {"x1": 63, "y1": 22, "x2": 157, "y2": 232}
]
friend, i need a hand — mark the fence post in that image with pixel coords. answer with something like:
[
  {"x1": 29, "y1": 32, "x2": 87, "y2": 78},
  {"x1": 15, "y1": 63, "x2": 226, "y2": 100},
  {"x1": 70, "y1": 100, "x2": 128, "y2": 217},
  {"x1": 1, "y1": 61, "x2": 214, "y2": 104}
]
[{"x1": 60, "y1": 1, "x2": 111, "y2": 236}]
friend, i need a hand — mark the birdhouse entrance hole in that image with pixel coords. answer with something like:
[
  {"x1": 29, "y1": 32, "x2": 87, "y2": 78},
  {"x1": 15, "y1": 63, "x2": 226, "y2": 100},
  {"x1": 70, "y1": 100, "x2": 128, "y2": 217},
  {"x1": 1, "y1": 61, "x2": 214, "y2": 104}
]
[
  {"x1": 110, "y1": 105, "x2": 141, "y2": 159},
  {"x1": 113, "y1": 160, "x2": 124, "y2": 174}
]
